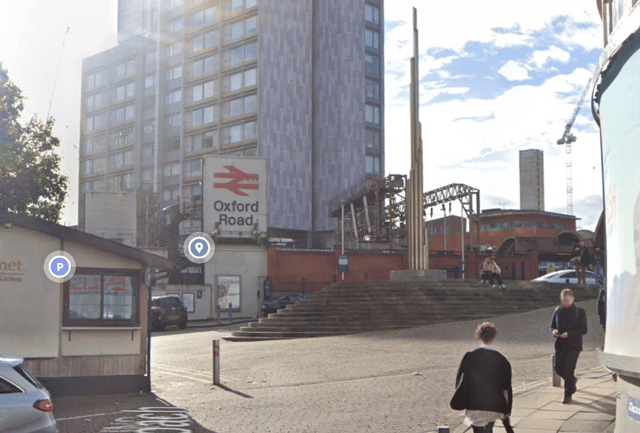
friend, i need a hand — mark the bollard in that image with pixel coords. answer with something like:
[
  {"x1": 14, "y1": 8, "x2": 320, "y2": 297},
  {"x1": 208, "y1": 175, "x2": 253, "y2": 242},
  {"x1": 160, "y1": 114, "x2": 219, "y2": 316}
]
[
  {"x1": 228, "y1": 303, "x2": 232, "y2": 322},
  {"x1": 552, "y1": 354, "x2": 562, "y2": 387},
  {"x1": 437, "y1": 427, "x2": 450, "y2": 433},
  {"x1": 213, "y1": 340, "x2": 220, "y2": 385}
]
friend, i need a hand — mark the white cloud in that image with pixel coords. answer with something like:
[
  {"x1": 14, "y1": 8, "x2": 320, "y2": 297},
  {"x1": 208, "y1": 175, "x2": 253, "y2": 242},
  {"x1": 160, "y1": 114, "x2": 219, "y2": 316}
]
[
  {"x1": 531, "y1": 45, "x2": 571, "y2": 69},
  {"x1": 498, "y1": 61, "x2": 531, "y2": 81}
]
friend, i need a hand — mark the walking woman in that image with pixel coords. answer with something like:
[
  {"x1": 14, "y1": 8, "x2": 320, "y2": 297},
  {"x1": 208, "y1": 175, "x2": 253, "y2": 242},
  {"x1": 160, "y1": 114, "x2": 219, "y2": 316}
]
[{"x1": 450, "y1": 322, "x2": 512, "y2": 433}]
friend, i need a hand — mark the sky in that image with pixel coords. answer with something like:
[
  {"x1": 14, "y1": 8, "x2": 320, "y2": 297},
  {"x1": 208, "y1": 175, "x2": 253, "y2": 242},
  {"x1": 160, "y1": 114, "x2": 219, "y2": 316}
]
[{"x1": 0, "y1": 0, "x2": 605, "y2": 231}]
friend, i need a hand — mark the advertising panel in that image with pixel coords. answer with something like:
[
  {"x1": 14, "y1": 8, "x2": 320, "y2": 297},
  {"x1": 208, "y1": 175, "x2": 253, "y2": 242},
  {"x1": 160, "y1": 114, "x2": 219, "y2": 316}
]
[
  {"x1": 216, "y1": 274, "x2": 241, "y2": 311},
  {"x1": 202, "y1": 157, "x2": 268, "y2": 238},
  {"x1": 600, "y1": 44, "x2": 640, "y2": 359}
]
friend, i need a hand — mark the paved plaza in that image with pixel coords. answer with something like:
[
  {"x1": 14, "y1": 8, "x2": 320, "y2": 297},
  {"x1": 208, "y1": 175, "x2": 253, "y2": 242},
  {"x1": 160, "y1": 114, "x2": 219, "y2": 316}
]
[{"x1": 54, "y1": 299, "x2": 615, "y2": 432}]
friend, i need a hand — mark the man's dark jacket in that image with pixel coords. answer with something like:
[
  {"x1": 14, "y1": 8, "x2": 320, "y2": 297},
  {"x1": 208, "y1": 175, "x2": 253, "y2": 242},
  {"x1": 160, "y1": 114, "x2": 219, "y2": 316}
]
[
  {"x1": 550, "y1": 304, "x2": 588, "y2": 351},
  {"x1": 452, "y1": 347, "x2": 512, "y2": 414}
]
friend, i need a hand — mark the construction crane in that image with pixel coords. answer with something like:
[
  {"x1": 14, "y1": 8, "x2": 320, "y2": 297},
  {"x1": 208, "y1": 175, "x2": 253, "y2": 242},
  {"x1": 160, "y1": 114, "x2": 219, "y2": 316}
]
[{"x1": 557, "y1": 77, "x2": 592, "y2": 215}]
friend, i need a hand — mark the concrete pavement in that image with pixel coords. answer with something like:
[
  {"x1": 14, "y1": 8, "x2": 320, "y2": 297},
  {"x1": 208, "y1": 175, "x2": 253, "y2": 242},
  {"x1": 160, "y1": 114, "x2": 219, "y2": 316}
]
[{"x1": 52, "y1": 299, "x2": 616, "y2": 433}]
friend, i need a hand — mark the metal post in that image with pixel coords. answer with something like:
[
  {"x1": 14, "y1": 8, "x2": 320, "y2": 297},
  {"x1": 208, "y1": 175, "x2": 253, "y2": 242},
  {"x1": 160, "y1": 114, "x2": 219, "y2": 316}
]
[
  {"x1": 213, "y1": 340, "x2": 220, "y2": 385},
  {"x1": 461, "y1": 205, "x2": 465, "y2": 280},
  {"x1": 228, "y1": 303, "x2": 232, "y2": 322},
  {"x1": 341, "y1": 203, "x2": 345, "y2": 281}
]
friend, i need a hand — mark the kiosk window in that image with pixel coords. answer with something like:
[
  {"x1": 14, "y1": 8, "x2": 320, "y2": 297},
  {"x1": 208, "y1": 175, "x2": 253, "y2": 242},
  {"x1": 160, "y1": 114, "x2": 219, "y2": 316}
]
[{"x1": 64, "y1": 270, "x2": 139, "y2": 327}]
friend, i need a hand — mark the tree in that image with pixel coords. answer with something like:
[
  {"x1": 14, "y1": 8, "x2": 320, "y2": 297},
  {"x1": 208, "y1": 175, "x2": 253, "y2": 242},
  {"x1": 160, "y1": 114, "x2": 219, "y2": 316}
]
[{"x1": 0, "y1": 63, "x2": 68, "y2": 222}]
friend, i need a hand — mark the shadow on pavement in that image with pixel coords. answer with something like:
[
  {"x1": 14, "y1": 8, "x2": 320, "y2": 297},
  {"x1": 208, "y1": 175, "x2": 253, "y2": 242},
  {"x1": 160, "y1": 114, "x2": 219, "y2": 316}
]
[{"x1": 54, "y1": 392, "x2": 217, "y2": 432}]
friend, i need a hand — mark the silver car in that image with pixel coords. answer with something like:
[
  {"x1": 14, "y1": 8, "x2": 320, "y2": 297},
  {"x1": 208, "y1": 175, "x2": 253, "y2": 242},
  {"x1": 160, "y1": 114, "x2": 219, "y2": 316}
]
[
  {"x1": 0, "y1": 356, "x2": 58, "y2": 433},
  {"x1": 532, "y1": 269, "x2": 597, "y2": 285}
]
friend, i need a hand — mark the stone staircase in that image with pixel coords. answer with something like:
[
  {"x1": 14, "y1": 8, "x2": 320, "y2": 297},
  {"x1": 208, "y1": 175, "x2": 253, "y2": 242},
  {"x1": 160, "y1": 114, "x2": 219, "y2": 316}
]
[{"x1": 225, "y1": 280, "x2": 601, "y2": 341}]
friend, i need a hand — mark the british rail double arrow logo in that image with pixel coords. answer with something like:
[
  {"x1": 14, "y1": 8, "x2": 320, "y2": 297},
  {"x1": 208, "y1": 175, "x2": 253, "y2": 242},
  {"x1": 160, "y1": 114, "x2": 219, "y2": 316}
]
[{"x1": 213, "y1": 166, "x2": 259, "y2": 196}]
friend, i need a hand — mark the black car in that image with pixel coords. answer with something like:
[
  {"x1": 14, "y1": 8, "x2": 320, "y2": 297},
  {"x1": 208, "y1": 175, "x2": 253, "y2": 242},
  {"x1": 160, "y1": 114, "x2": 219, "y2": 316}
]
[
  {"x1": 150, "y1": 295, "x2": 188, "y2": 331},
  {"x1": 260, "y1": 294, "x2": 305, "y2": 316}
]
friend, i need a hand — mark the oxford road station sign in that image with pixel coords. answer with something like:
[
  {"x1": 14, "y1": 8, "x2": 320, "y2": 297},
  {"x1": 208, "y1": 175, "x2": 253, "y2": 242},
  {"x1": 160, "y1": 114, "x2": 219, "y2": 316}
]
[{"x1": 202, "y1": 157, "x2": 268, "y2": 238}]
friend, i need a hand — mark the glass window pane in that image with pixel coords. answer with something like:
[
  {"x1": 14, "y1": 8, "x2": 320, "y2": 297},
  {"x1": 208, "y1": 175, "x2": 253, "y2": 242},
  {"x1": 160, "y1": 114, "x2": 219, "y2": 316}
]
[
  {"x1": 230, "y1": 125, "x2": 242, "y2": 142},
  {"x1": 245, "y1": 69, "x2": 256, "y2": 86},
  {"x1": 69, "y1": 275, "x2": 102, "y2": 320},
  {"x1": 230, "y1": 73, "x2": 242, "y2": 91},
  {"x1": 103, "y1": 275, "x2": 134, "y2": 320},
  {"x1": 230, "y1": 99, "x2": 242, "y2": 117},
  {"x1": 245, "y1": 43, "x2": 257, "y2": 61},
  {"x1": 203, "y1": 106, "x2": 214, "y2": 124}
]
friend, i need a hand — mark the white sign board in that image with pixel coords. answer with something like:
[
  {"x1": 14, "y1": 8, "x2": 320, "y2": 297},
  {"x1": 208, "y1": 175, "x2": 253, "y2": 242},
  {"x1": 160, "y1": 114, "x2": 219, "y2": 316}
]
[{"x1": 202, "y1": 157, "x2": 268, "y2": 238}]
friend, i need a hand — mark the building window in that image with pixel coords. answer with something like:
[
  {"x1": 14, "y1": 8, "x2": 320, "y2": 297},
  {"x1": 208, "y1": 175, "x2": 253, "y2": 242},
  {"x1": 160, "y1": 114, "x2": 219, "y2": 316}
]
[
  {"x1": 365, "y1": 104, "x2": 380, "y2": 124},
  {"x1": 365, "y1": 29, "x2": 379, "y2": 50},
  {"x1": 191, "y1": 105, "x2": 217, "y2": 127},
  {"x1": 163, "y1": 187, "x2": 180, "y2": 202},
  {"x1": 145, "y1": 74, "x2": 155, "y2": 88},
  {"x1": 115, "y1": 105, "x2": 135, "y2": 124},
  {"x1": 64, "y1": 271, "x2": 139, "y2": 327},
  {"x1": 221, "y1": 121, "x2": 256, "y2": 146},
  {"x1": 107, "y1": 172, "x2": 134, "y2": 190},
  {"x1": 169, "y1": 18, "x2": 183, "y2": 33},
  {"x1": 164, "y1": 162, "x2": 181, "y2": 177},
  {"x1": 87, "y1": 93, "x2": 103, "y2": 111},
  {"x1": 167, "y1": 42, "x2": 183, "y2": 57},
  {"x1": 184, "y1": 159, "x2": 202, "y2": 178},
  {"x1": 145, "y1": 52, "x2": 156, "y2": 66},
  {"x1": 222, "y1": 94, "x2": 256, "y2": 119},
  {"x1": 193, "y1": 6, "x2": 216, "y2": 28},
  {"x1": 365, "y1": 54, "x2": 380, "y2": 77},
  {"x1": 86, "y1": 70, "x2": 106, "y2": 90},
  {"x1": 193, "y1": 31, "x2": 218, "y2": 53},
  {"x1": 116, "y1": 60, "x2": 135, "y2": 79},
  {"x1": 166, "y1": 66, "x2": 182, "y2": 81},
  {"x1": 87, "y1": 114, "x2": 104, "y2": 131},
  {"x1": 365, "y1": 129, "x2": 380, "y2": 150},
  {"x1": 365, "y1": 79, "x2": 379, "y2": 101},
  {"x1": 191, "y1": 79, "x2": 216, "y2": 101},
  {"x1": 192, "y1": 55, "x2": 218, "y2": 78},
  {"x1": 223, "y1": 68, "x2": 256, "y2": 93},
  {"x1": 116, "y1": 82, "x2": 135, "y2": 101},
  {"x1": 111, "y1": 150, "x2": 134, "y2": 169},
  {"x1": 366, "y1": 155, "x2": 380, "y2": 175},
  {"x1": 224, "y1": 16, "x2": 257, "y2": 42},
  {"x1": 165, "y1": 89, "x2": 182, "y2": 104},
  {"x1": 225, "y1": 42, "x2": 257, "y2": 67},
  {"x1": 186, "y1": 130, "x2": 216, "y2": 152},
  {"x1": 365, "y1": 4, "x2": 380, "y2": 25},
  {"x1": 167, "y1": 114, "x2": 181, "y2": 127}
]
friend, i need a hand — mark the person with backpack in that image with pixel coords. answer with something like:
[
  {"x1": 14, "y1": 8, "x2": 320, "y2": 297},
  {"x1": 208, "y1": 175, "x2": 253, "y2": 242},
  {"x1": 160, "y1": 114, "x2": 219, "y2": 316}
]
[{"x1": 550, "y1": 288, "x2": 588, "y2": 403}]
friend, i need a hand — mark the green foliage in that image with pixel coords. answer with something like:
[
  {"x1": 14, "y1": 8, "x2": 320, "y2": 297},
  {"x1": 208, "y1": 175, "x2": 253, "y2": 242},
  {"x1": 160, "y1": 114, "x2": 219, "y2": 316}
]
[{"x1": 0, "y1": 63, "x2": 68, "y2": 222}]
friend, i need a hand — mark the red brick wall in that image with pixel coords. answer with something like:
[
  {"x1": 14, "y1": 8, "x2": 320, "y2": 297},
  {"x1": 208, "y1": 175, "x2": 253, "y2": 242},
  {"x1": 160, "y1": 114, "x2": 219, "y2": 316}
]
[{"x1": 267, "y1": 248, "x2": 540, "y2": 293}]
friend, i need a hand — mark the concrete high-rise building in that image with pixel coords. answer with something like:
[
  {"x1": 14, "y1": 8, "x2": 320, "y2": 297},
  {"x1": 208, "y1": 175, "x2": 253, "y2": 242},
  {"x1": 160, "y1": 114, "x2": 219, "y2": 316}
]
[
  {"x1": 519, "y1": 149, "x2": 544, "y2": 211},
  {"x1": 78, "y1": 0, "x2": 385, "y2": 249}
]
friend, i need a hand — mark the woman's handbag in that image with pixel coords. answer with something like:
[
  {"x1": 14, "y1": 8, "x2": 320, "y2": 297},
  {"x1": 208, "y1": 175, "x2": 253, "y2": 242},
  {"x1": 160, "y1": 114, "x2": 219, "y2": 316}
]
[
  {"x1": 502, "y1": 417, "x2": 515, "y2": 433},
  {"x1": 449, "y1": 373, "x2": 469, "y2": 410}
]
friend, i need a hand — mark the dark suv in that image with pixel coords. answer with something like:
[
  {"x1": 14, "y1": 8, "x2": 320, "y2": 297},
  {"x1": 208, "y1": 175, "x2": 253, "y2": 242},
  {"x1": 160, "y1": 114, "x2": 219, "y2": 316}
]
[{"x1": 150, "y1": 296, "x2": 188, "y2": 331}]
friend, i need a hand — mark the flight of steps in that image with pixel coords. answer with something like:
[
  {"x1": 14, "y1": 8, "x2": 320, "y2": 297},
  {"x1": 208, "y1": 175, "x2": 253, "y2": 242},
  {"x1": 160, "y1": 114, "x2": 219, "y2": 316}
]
[{"x1": 225, "y1": 279, "x2": 600, "y2": 341}]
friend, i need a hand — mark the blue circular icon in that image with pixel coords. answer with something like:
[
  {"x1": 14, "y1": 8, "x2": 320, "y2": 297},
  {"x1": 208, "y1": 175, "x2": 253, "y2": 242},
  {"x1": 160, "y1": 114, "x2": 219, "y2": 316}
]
[
  {"x1": 50, "y1": 256, "x2": 71, "y2": 278},
  {"x1": 43, "y1": 251, "x2": 76, "y2": 283},
  {"x1": 189, "y1": 237, "x2": 210, "y2": 258},
  {"x1": 183, "y1": 232, "x2": 215, "y2": 264}
]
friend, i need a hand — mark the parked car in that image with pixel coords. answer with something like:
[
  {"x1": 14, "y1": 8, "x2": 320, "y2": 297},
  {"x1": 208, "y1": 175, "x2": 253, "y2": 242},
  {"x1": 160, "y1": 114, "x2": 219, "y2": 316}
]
[
  {"x1": 261, "y1": 294, "x2": 306, "y2": 316},
  {"x1": 150, "y1": 295, "x2": 188, "y2": 331},
  {"x1": 532, "y1": 269, "x2": 597, "y2": 285},
  {"x1": 0, "y1": 355, "x2": 58, "y2": 433}
]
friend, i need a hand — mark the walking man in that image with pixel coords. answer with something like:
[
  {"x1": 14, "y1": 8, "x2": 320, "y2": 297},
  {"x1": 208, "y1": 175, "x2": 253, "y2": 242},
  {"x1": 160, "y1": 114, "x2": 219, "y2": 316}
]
[{"x1": 550, "y1": 288, "x2": 588, "y2": 403}]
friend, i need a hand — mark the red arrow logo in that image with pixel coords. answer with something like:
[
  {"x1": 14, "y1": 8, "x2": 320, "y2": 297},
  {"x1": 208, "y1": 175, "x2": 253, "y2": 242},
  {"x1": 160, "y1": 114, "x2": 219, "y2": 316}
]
[{"x1": 213, "y1": 166, "x2": 259, "y2": 196}]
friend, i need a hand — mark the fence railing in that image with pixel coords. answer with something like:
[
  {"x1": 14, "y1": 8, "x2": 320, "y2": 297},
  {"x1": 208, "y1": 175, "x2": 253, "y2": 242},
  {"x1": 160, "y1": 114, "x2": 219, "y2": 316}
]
[{"x1": 271, "y1": 269, "x2": 395, "y2": 294}]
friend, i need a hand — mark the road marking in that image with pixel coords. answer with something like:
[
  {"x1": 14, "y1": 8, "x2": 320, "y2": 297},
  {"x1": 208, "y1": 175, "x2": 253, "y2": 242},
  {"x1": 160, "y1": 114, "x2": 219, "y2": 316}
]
[
  {"x1": 154, "y1": 369, "x2": 212, "y2": 384},
  {"x1": 152, "y1": 363, "x2": 238, "y2": 381}
]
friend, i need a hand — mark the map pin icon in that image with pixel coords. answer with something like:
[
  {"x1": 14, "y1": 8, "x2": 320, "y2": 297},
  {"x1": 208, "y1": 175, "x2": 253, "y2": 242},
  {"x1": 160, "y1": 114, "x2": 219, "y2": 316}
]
[{"x1": 195, "y1": 242, "x2": 204, "y2": 254}]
